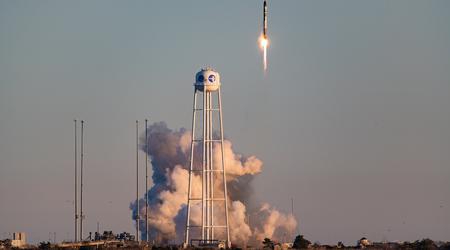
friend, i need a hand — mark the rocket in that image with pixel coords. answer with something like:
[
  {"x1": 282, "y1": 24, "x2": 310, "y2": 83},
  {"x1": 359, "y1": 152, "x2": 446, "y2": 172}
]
[
  {"x1": 260, "y1": 0, "x2": 269, "y2": 71},
  {"x1": 263, "y1": 0, "x2": 268, "y2": 39}
]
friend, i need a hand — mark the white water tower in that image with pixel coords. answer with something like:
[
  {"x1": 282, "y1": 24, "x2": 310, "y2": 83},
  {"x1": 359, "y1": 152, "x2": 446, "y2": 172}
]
[{"x1": 184, "y1": 68, "x2": 231, "y2": 248}]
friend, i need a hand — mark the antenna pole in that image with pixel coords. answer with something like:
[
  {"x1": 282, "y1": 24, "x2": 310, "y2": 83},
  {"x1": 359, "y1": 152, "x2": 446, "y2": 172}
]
[
  {"x1": 74, "y1": 119, "x2": 78, "y2": 242},
  {"x1": 136, "y1": 120, "x2": 140, "y2": 242},
  {"x1": 291, "y1": 197, "x2": 295, "y2": 239},
  {"x1": 80, "y1": 120, "x2": 84, "y2": 241},
  {"x1": 145, "y1": 119, "x2": 149, "y2": 242}
]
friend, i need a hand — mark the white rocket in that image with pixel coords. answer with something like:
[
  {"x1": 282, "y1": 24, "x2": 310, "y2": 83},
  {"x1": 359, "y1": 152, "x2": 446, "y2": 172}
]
[{"x1": 263, "y1": 0, "x2": 268, "y2": 39}]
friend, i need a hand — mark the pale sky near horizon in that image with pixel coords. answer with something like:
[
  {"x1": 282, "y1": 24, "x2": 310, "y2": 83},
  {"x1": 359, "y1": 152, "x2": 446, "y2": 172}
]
[{"x1": 1, "y1": 0, "x2": 449, "y2": 245}]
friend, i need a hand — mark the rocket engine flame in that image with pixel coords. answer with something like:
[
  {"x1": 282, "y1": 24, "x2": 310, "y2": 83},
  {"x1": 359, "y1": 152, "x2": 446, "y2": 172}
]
[{"x1": 259, "y1": 36, "x2": 269, "y2": 71}]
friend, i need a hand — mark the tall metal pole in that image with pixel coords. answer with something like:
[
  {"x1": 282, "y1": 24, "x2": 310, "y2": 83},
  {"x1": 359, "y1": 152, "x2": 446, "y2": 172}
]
[
  {"x1": 145, "y1": 119, "x2": 149, "y2": 242},
  {"x1": 80, "y1": 120, "x2": 84, "y2": 241},
  {"x1": 291, "y1": 197, "x2": 295, "y2": 240},
  {"x1": 136, "y1": 120, "x2": 140, "y2": 242},
  {"x1": 74, "y1": 119, "x2": 78, "y2": 242}
]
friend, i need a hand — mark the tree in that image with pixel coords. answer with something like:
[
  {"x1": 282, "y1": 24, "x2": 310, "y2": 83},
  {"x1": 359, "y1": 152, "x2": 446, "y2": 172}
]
[
  {"x1": 0, "y1": 239, "x2": 12, "y2": 249},
  {"x1": 292, "y1": 235, "x2": 311, "y2": 249},
  {"x1": 38, "y1": 241, "x2": 52, "y2": 250},
  {"x1": 262, "y1": 238, "x2": 275, "y2": 250},
  {"x1": 417, "y1": 239, "x2": 437, "y2": 250}
]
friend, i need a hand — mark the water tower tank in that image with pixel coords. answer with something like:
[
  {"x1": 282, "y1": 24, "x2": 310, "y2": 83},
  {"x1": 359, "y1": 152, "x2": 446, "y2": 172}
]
[{"x1": 194, "y1": 67, "x2": 221, "y2": 92}]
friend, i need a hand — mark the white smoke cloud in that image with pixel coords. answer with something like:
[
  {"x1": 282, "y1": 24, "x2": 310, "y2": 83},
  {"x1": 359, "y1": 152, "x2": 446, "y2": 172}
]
[
  {"x1": 179, "y1": 132, "x2": 191, "y2": 154},
  {"x1": 253, "y1": 203, "x2": 298, "y2": 242},
  {"x1": 215, "y1": 141, "x2": 263, "y2": 179},
  {"x1": 148, "y1": 166, "x2": 188, "y2": 238},
  {"x1": 130, "y1": 122, "x2": 297, "y2": 246},
  {"x1": 229, "y1": 201, "x2": 252, "y2": 246}
]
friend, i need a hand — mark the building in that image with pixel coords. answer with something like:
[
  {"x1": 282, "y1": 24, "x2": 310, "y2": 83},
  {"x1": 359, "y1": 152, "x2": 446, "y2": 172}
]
[{"x1": 11, "y1": 232, "x2": 26, "y2": 248}]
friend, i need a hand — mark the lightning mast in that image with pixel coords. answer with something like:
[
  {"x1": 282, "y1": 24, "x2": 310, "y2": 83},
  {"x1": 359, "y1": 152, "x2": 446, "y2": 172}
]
[
  {"x1": 80, "y1": 120, "x2": 84, "y2": 241},
  {"x1": 74, "y1": 119, "x2": 78, "y2": 242},
  {"x1": 145, "y1": 118, "x2": 149, "y2": 242},
  {"x1": 136, "y1": 120, "x2": 140, "y2": 242}
]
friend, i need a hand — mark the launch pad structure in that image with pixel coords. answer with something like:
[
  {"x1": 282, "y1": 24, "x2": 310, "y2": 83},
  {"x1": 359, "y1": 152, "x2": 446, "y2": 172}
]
[{"x1": 184, "y1": 68, "x2": 231, "y2": 248}]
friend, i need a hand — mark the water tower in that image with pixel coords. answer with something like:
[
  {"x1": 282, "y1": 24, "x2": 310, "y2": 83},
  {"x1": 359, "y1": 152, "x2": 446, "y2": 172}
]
[{"x1": 184, "y1": 68, "x2": 231, "y2": 248}]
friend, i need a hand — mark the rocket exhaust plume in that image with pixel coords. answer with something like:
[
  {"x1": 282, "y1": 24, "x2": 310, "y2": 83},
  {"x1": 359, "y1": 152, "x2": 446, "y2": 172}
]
[
  {"x1": 260, "y1": 0, "x2": 269, "y2": 72},
  {"x1": 259, "y1": 36, "x2": 268, "y2": 72},
  {"x1": 130, "y1": 122, "x2": 297, "y2": 247}
]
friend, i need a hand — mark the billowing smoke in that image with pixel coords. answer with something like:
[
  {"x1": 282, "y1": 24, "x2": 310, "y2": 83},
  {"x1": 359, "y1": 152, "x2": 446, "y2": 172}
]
[{"x1": 130, "y1": 122, "x2": 297, "y2": 246}]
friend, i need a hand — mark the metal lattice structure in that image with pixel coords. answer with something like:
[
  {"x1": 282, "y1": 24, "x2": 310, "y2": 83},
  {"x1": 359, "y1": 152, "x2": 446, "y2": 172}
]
[{"x1": 184, "y1": 68, "x2": 231, "y2": 248}]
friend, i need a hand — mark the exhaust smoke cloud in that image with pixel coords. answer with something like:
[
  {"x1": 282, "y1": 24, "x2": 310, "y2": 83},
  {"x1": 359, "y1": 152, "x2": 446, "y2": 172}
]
[{"x1": 130, "y1": 122, "x2": 297, "y2": 246}]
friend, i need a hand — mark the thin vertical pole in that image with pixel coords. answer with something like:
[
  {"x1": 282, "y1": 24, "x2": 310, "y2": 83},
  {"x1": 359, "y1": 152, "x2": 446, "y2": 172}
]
[
  {"x1": 218, "y1": 88, "x2": 231, "y2": 248},
  {"x1": 74, "y1": 119, "x2": 78, "y2": 242},
  {"x1": 145, "y1": 118, "x2": 149, "y2": 242},
  {"x1": 185, "y1": 90, "x2": 198, "y2": 246},
  {"x1": 80, "y1": 120, "x2": 84, "y2": 241},
  {"x1": 136, "y1": 120, "x2": 140, "y2": 242},
  {"x1": 291, "y1": 197, "x2": 294, "y2": 240}
]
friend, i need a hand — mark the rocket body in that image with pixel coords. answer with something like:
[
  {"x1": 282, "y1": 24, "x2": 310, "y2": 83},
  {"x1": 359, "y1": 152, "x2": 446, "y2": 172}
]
[{"x1": 263, "y1": 0, "x2": 268, "y2": 38}]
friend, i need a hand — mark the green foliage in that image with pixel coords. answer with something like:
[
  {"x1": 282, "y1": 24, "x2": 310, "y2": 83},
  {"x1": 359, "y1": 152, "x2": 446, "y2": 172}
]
[{"x1": 292, "y1": 235, "x2": 311, "y2": 249}]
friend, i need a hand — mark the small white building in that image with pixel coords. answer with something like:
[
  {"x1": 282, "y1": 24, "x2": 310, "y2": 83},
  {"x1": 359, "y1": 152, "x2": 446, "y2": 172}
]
[{"x1": 11, "y1": 232, "x2": 26, "y2": 248}]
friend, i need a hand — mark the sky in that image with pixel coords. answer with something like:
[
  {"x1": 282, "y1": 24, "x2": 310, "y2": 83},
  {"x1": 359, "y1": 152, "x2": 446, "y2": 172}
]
[{"x1": 1, "y1": 0, "x2": 450, "y2": 245}]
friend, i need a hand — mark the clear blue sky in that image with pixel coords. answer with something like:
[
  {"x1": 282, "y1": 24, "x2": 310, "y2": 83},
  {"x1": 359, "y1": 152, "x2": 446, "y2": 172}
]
[{"x1": 1, "y1": 0, "x2": 449, "y2": 244}]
